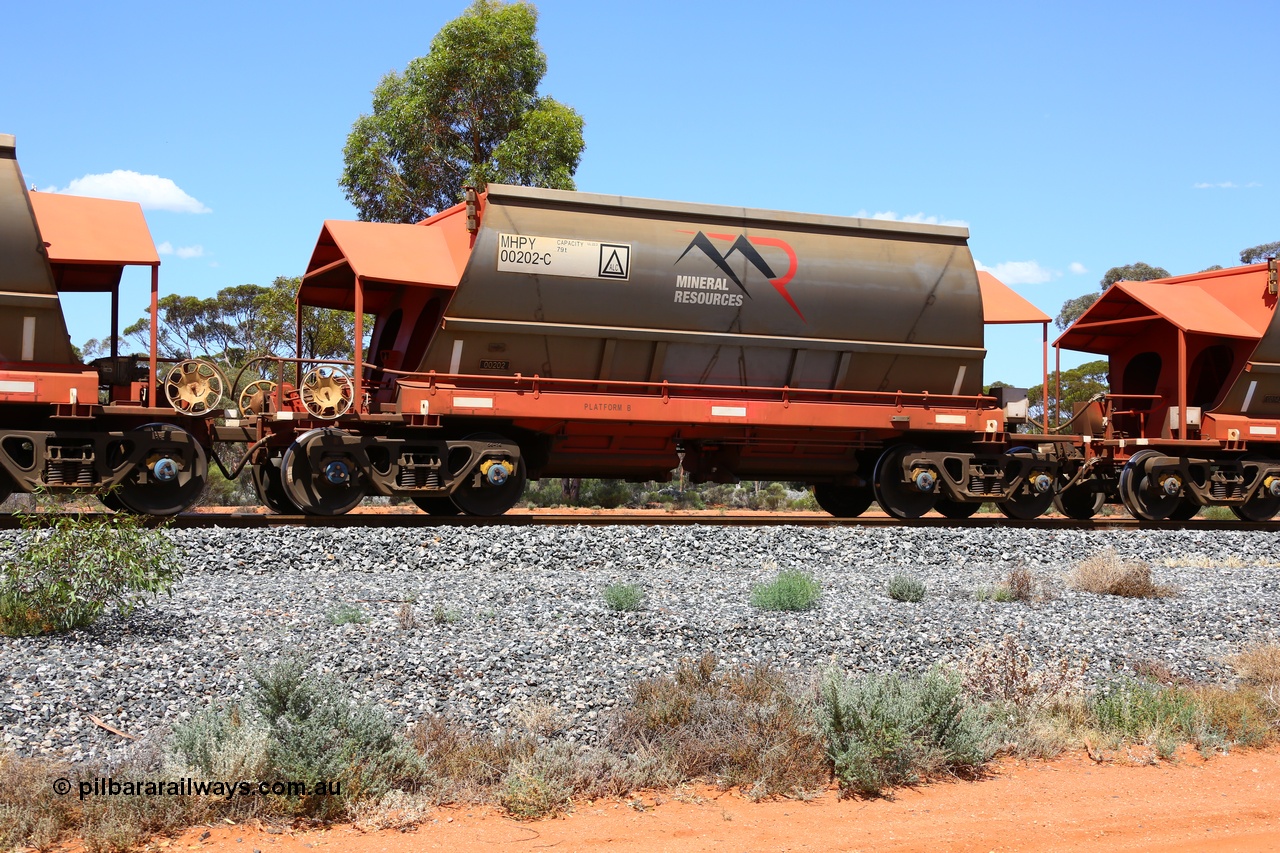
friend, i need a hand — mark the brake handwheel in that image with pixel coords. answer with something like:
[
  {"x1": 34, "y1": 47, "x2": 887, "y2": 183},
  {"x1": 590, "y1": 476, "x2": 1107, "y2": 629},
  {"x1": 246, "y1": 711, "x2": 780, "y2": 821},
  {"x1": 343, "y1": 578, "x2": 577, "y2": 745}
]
[
  {"x1": 239, "y1": 379, "x2": 277, "y2": 416},
  {"x1": 300, "y1": 366, "x2": 354, "y2": 419},
  {"x1": 163, "y1": 360, "x2": 227, "y2": 416}
]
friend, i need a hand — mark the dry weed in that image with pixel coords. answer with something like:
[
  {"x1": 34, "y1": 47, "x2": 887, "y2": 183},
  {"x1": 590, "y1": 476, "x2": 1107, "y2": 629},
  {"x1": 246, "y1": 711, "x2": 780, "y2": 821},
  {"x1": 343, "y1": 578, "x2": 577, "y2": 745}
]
[
  {"x1": 1070, "y1": 549, "x2": 1178, "y2": 598},
  {"x1": 608, "y1": 653, "x2": 828, "y2": 798},
  {"x1": 512, "y1": 699, "x2": 568, "y2": 739},
  {"x1": 1230, "y1": 643, "x2": 1280, "y2": 686},
  {"x1": 0, "y1": 752, "x2": 80, "y2": 851},
  {"x1": 396, "y1": 602, "x2": 418, "y2": 630},
  {"x1": 1131, "y1": 658, "x2": 1193, "y2": 686},
  {"x1": 351, "y1": 789, "x2": 435, "y2": 831},
  {"x1": 961, "y1": 631, "x2": 1086, "y2": 708}
]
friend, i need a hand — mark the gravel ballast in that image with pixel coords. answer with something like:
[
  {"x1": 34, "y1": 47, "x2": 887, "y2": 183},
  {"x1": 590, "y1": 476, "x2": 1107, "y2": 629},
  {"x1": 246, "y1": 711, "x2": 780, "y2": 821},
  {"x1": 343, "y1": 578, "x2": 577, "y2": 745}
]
[{"x1": 2, "y1": 524, "x2": 1278, "y2": 762}]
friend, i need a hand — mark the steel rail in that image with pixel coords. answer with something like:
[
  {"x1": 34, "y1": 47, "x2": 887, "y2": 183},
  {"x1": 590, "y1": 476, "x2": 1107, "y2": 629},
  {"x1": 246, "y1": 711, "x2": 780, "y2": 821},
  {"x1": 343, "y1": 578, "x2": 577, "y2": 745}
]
[{"x1": 0, "y1": 511, "x2": 1276, "y2": 532}]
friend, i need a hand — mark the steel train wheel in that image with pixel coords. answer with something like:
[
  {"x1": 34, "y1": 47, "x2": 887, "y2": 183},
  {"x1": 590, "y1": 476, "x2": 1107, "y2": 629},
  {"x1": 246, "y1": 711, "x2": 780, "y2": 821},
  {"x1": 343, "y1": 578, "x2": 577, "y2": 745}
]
[
  {"x1": 1053, "y1": 483, "x2": 1105, "y2": 520},
  {"x1": 1167, "y1": 500, "x2": 1201, "y2": 521},
  {"x1": 872, "y1": 444, "x2": 936, "y2": 519},
  {"x1": 449, "y1": 432, "x2": 527, "y2": 517},
  {"x1": 1232, "y1": 454, "x2": 1280, "y2": 521},
  {"x1": 412, "y1": 497, "x2": 462, "y2": 516},
  {"x1": 280, "y1": 429, "x2": 366, "y2": 516},
  {"x1": 1118, "y1": 449, "x2": 1180, "y2": 521},
  {"x1": 115, "y1": 424, "x2": 208, "y2": 516},
  {"x1": 812, "y1": 483, "x2": 876, "y2": 518},
  {"x1": 251, "y1": 455, "x2": 302, "y2": 514},
  {"x1": 934, "y1": 498, "x2": 981, "y2": 519},
  {"x1": 997, "y1": 447, "x2": 1057, "y2": 520},
  {"x1": 98, "y1": 490, "x2": 126, "y2": 511}
]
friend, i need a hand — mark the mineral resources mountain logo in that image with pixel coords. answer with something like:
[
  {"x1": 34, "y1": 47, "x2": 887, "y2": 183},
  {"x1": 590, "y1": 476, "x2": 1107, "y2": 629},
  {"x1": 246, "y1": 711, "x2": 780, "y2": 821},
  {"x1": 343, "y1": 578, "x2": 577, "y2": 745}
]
[{"x1": 674, "y1": 230, "x2": 803, "y2": 321}]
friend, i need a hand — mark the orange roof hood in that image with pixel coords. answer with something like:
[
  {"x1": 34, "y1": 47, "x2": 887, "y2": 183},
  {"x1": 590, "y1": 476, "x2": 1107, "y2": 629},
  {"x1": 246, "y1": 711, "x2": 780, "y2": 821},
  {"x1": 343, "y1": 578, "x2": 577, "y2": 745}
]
[
  {"x1": 977, "y1": 271, "x2": 1051, "y2": 324},
  {"x1": 300, "y1": 205, "x2": 473, "y2": 312},
  {"x1": 29, "y1": 191, "x2": 159, "y2": 265}
]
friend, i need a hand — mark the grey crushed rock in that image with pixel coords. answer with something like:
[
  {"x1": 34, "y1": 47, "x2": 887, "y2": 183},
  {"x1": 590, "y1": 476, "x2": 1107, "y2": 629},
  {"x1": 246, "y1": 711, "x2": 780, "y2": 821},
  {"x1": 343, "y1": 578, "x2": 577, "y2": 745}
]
[{"x1": 0, "y1": 524, "x2": 1277, "y2": 762}]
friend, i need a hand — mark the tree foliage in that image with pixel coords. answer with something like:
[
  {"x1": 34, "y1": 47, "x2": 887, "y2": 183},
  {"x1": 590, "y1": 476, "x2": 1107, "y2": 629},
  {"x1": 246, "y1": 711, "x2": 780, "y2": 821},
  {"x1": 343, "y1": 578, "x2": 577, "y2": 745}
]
[
  {"x1": 122, "y1": 276, "x2": 366, "y2": 375},
  {"x1": 1240, "y1": 241, "x2": 1280, "y2": 264},
  {"x1": 1028, "y1": 359, "x2": 1110, "y2": 427},
  {"x1": 1055, "y1": 262, "x2": 1170, "y2": 330},
  {"x1": 1054, "y1": 293, "x2": 1101, "y2": 331},
  {"x1": 340, "y1": 0, "x2": 585, "y2": 223},
  {"x1": 1099, "y1": 262, "x2": 1170, "y2": 290}
]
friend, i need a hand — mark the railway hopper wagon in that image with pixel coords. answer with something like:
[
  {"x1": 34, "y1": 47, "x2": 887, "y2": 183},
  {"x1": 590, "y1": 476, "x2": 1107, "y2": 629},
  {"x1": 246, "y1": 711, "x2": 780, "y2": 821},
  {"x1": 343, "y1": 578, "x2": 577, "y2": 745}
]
[
  {"x1": 1053, "y1": 260, "x2": 1280, "y2": 521},
  {"x1": 231, "y1": 184, "x2": 1064, "y2": 518},
  {"x1": 0, "y1": 135, "x2": 217, "y2": 514}
]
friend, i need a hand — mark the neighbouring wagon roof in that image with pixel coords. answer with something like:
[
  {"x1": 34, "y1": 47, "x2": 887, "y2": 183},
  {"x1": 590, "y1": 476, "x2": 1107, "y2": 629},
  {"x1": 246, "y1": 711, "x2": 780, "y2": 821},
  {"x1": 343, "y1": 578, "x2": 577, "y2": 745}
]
[
  {"x1": 1057, "y1": 270, "x2": 1272, "y2": 354},
  {"x1": 977, "y1": 272, "x2": 1051, "y2": 325},
  {"x1": 29, "y1": 191, "x2": 159, "y2": 266}
]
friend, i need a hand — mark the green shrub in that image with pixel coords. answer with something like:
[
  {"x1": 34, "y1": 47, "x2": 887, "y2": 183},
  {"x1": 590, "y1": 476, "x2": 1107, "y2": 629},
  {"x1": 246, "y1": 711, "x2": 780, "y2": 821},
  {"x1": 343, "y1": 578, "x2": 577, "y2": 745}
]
[
  {"x1": 819, "y1": 667, "x2": 997, "y2": 796},
  {"x1": 603, "y1": 583, "x2": 646, "y2": 612},
  {"x1": 750, "y1": 570, "x2": 821, "y2": 611},
  {"x1": 169, "y1": 656, "x2": 423, "y2": 820},
  {"x1": 886, "y1": 574, "x2": 926, "y2": 603},
  {"x1": 0, "y1": 501, "x2": 179, "y2": 636},
  {"x1": 326, "y1": 603, "x2": 367, "y2": 625},
  {"x1": 1090, "y1": 678, "x2": 1200, "y2": 742}
]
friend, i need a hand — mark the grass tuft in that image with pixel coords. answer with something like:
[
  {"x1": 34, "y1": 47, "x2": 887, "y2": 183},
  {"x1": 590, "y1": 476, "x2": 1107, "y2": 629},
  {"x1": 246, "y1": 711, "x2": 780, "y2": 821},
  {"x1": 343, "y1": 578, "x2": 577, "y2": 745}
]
[
  {"x1": 886, "y1": 574, "x2": 926, "y2": 603},
  {"x1": 431, "y1": 604, "x2": 461, "y2": 624},
  {"x1": 326, "y1": 603, "x2": 367, "y2": 625},
  {"x1": 1069, "y1": 549, "x2": 1178, "y2": 598},
  {"x1": 602, "y1": 583, "x2": 646, "y2": 612},
  {"x1": 750, "y1": 570, "x2": 821, "y2": 612}
]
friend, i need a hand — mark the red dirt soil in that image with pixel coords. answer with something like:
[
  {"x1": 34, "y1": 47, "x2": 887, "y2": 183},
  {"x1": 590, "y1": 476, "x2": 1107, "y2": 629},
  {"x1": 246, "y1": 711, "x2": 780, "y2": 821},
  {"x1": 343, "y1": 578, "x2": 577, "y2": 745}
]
[{"x1": 50, "y1": 748, "x2": 1280, "y2": 853}]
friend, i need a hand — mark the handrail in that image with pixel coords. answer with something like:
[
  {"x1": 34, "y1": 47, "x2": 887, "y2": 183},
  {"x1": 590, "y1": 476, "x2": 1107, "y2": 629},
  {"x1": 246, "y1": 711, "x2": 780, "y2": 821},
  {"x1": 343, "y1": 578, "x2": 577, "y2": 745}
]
[{"x1": 385, "y1": 367, "x2": 1000, "y2": 410}]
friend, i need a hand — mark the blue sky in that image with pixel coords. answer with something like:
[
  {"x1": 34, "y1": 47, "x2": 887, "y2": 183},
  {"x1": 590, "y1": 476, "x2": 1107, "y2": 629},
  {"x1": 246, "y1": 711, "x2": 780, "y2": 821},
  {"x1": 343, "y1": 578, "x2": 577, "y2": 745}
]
[{"x1": 6, "y1": 0, "x2": 1276, "y2": 386}]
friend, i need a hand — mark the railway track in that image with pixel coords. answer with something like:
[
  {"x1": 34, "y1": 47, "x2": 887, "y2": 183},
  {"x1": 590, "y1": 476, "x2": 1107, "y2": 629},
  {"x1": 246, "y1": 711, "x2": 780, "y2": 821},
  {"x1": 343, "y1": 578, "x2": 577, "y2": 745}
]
[{"x1": 1, "y1": 510, "x2": 1277, "y2": 532}]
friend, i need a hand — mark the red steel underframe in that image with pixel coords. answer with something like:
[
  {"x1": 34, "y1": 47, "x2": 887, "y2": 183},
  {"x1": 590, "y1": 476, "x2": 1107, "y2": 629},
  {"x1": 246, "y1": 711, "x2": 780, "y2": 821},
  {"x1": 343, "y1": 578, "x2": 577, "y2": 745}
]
[{"x1": 390, "y1": 372, "x2": 1008, "y2": 437}]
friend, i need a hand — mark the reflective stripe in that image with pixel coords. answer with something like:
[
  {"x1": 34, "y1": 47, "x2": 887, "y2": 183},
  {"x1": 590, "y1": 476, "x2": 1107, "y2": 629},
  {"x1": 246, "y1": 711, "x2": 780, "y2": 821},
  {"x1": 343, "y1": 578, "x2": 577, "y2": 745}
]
[
  {"x1": 449, "y1": 339, "x2": 464, "y2": 375},
  {"x1": 21, "y1": 316, "x2": 35, "y2": 361},
  {"x1": 711, "y1": 406, "x2": 747, "y2": 417}
]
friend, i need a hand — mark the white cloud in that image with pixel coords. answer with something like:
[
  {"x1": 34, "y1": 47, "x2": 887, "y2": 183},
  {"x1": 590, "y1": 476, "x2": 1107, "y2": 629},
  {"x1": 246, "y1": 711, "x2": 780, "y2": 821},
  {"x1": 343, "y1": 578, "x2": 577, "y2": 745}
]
[
  {"x1": 156, "y1": 241, "x2": 204, "y2": 259},
  {"x1": 1069, "y1": 262, "x2": 1088, "y2": 275},
  {"x1": 854, "y1": 209, "x2": 969, "y2": 228},
  {"x1": 50, "y1": 170, "x2": 210, "y2": 213},
  {"x1": 1193, "y1": 181, "x2": 1262, "y2": 189},
  {"x1": 974, "y1": 260, "x2": 1056, "y2": 285}
]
